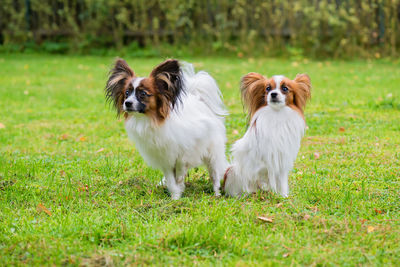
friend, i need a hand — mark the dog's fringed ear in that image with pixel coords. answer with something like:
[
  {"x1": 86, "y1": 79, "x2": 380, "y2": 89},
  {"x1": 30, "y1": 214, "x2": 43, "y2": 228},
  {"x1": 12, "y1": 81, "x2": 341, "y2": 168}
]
[
  {"x1": 105, "y1": 58, "x2": 134, "y2": 116},
  {"x1": 293, "y1": 74, "x2": 311, "y2": 111},
  {"x1": 151, "y1": 59, "x2": 183, "y2": 111},
  {"x1": 240, "y1": 72, "x2": 267, "y2": 120}
]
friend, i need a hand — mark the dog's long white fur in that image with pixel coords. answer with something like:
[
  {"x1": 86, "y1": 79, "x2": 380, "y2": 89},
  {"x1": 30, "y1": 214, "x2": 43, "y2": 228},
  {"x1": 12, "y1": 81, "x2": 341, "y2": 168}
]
[
  {"x1": 125, "y1": 63, "x2": 227, "y2": 199},
  {"x1": 224, "y1": 105, "x2": 305, "y2": 197}
]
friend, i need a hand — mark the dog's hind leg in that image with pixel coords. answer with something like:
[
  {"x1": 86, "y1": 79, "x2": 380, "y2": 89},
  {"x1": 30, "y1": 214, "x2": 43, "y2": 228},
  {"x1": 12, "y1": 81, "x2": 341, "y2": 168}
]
[{"x1": 205, "y1": 145, "x2": 228, "y2": 197}]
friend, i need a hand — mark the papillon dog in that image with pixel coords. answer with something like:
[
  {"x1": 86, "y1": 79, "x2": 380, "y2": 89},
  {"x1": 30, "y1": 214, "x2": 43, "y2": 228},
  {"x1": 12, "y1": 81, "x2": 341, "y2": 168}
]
[
  {"x1": 223, "y1": 73, "x2": 311, "y2": 197},
  {"x1": 105, "y1": 59, "x2": 228, "y2": 199}
]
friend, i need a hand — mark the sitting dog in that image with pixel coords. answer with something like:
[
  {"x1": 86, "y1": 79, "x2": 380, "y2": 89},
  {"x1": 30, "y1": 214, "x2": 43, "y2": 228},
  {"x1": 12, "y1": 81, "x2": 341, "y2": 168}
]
[{"x1": 224, "y1": 73, "x2": 311, "y2": 197}]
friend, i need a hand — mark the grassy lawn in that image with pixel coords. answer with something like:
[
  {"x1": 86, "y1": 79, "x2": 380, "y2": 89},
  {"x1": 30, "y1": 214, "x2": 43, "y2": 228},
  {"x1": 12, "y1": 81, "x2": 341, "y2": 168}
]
[{"x1": 0, "y1": 54, "x2": 399, "y2": 266}]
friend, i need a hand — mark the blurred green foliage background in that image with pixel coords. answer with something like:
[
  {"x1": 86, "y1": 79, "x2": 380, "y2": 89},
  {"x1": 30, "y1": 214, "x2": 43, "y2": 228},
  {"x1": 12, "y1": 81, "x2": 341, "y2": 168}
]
[{"x1": 1, "y1": 0, "x2": 399, "y2": 58}]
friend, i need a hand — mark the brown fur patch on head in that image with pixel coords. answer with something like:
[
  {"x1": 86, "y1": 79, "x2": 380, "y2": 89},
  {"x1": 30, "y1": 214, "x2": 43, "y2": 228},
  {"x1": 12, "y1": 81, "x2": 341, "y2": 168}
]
[
  {"x1": 133, "y1": 77, "x2": 166, "y2": 123},
  {"x1": 105, "y1": 58, "x2": 135, "y2": 116},
  {"x1": 240, "y1": 72, "x2": 269, "y2": 120},
  {"x1": 281, "y1": 74, "x2": 311, "y2": 117},
  {"x1": 241, "y1": 72, "x2": 311, "y2": 120},
  {"x1": 149, "y1": 59, "x2": 184, "y2": 124},
  {"x1": 293, "y1": 74, "x2": 311, "y2": 112}
]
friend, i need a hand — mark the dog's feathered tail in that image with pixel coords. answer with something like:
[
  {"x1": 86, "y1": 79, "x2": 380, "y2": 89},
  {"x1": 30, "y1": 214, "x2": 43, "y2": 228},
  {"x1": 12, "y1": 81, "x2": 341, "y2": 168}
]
[{"x1": 180, "y1": 62, "x2": 228, "y2": 117}]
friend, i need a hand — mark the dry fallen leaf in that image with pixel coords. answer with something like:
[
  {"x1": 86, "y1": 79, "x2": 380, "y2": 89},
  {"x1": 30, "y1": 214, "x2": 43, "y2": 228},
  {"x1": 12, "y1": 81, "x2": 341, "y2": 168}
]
[
  {"x1": 258, "y1": 216, "x2": 273, "y2": 223},
  {"x1": 339, "y1": 127, "x2": 345, "y2": 132},
  {"x1": 374, "y1": 208, "x2": 383, "y2": 214},
  {"x1": 0, "y1": 123, "x2": 5, "y2": 129},
  {"x1": 313, "y1": 152, "x2": 320, "y2": 159},
  {"x1": 37, "y1": 203, "x2": 52, "y2": 216},
  {"x1": 367, "y1": 226, "x2": 375, "y2": 233}
]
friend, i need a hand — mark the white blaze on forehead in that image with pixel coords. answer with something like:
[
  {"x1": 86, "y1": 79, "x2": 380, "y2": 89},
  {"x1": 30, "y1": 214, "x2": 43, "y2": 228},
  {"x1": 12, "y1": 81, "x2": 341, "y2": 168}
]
[
  {"x1": 125, "y1": 77, "x2": 145, "y2": 107},
  {"x1": 268, "y1": 75, "x2": 287, "y2": 108},
  {"x1": 272, "y1": 75, "x2": 285, "y2": 90},
  {"x1": 132, "y1": 77, "x2": 144, "y2": 89}
]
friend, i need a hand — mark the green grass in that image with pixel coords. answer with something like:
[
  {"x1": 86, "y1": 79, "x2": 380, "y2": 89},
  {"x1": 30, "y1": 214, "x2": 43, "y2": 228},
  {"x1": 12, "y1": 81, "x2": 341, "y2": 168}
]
[{"x1": 0, "y1": 54, "x2": 399, "y2": 266}]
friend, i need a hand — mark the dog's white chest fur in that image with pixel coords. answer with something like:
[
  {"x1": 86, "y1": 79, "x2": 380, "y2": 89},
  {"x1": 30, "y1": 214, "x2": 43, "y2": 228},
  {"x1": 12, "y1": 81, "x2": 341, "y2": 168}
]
[
  {"x1": 226, "y1": 106, "x2": 305, "y2": 197},
  {"x1": 124, "y1": 95, "x2": 220, "y2": 171},
  {"x1": 249, "y1": 106, "x2": 305, "y2": 171}
]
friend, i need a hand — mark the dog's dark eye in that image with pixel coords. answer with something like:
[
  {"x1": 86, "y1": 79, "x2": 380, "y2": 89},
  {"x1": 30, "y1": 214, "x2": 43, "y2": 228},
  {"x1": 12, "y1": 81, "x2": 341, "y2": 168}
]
[
  {"x1": 266, "y1": 86, "x2": 271, "y2": 92},
  {"x1": 282, "y1": 86, "x2": 289, "y2": 92},
  {"x1": 138, "y1": 90, "x2": 149, "y2": 98},
  {"x1": 125, "y1": 90, "x2": 130, "y2": 97}
]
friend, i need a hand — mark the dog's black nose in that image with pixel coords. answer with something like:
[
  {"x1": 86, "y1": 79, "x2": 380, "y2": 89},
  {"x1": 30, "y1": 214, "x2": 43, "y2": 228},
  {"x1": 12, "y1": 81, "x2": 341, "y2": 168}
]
[
  {"x1": 271, "y1": 92, "x2": 278, "y2": 98},
  {"x1": 125, "y1": 101, "x2": 133, "y2": 108}
]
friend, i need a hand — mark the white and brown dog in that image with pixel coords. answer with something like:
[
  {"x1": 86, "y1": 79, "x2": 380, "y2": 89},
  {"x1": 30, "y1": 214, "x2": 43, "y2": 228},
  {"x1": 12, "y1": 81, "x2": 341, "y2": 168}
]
[
  {"x1": 224, "y1": 73, "x2": 311, "y2": 197},
  {"x1": 106, "y1": 59, "x2": 228, "y2": 199}
]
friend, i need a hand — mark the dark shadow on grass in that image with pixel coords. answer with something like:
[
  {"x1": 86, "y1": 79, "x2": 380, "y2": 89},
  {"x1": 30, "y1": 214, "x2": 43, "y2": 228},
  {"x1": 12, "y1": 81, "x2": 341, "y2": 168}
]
[
  {"x1": 0, "y1": 176, "x2": 15, "y2": 190},
  {"x1": 116, "y1": 176, "x2": 155, "y2": 198},
  {"x1": 118, "y1": 170, "x2": 285, "y2": 205}
]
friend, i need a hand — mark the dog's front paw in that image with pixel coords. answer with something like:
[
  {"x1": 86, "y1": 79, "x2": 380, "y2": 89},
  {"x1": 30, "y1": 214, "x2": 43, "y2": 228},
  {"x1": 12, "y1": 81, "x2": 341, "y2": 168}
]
[
  {"x1": 214, "y1": 190, "x2": 221, "y2": 197},
  {"x1": 171, "y1": 193, "x2": 182, "y2": 200}
]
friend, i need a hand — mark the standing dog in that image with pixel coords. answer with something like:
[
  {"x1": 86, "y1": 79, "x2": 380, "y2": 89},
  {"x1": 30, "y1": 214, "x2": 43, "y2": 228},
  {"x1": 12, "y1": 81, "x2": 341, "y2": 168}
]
[
  {"x1": 106, "y1": 59, "x2": 227, "y2": 199},
  {"x1": 224, "y1": 73, "x2": 311, "y2": 197}
]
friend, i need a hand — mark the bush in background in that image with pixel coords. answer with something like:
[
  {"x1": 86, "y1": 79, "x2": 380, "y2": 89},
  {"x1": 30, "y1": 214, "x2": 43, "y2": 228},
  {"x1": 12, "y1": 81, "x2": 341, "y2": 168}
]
[{"x1": 0, "y1": 0, "x2": 399, "y2": 58}]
